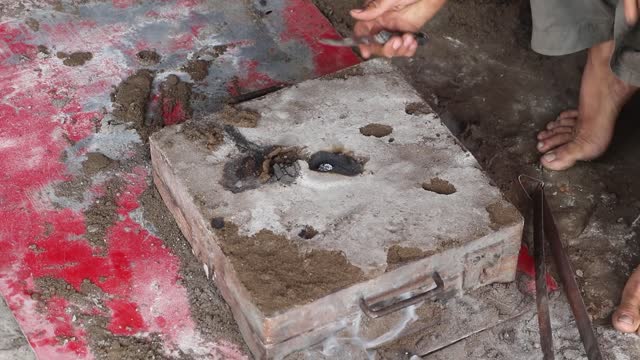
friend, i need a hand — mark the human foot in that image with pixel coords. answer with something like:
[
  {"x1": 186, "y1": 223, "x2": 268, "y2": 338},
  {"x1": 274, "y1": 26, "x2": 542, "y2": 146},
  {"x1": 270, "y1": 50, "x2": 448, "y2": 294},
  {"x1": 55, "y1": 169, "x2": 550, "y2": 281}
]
[
  {"x1": 536, "y1": 41, "x2": 638, "y2": 171},
  {"x1": 612, "y1": 266, "x2": 640, "y2": 333}
]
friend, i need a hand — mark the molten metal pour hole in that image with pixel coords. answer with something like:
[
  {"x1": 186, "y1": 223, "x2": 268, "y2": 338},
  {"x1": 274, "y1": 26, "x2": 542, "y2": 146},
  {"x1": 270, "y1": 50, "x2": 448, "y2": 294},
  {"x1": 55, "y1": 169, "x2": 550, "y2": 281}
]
[{"x1": 307, "y1": 151, "x2": 365, "y2": 176}]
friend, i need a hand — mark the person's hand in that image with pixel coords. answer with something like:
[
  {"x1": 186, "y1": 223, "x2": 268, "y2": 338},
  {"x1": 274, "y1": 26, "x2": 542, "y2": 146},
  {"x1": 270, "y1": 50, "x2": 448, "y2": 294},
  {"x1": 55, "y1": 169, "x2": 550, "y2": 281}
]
[
  {"x1": 624, "y1": 0, "x2": 639, "y2": 25},
  {"x1": 350, "y1": 0, "x2": 446, "y2": 59}
]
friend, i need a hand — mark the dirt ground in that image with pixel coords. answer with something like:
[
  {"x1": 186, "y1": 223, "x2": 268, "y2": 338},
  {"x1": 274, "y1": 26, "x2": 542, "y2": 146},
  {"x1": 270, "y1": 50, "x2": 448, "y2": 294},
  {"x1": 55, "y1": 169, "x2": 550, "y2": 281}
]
[{"x1": 313, "y1": 0, "x2": 640, "y2": 358}]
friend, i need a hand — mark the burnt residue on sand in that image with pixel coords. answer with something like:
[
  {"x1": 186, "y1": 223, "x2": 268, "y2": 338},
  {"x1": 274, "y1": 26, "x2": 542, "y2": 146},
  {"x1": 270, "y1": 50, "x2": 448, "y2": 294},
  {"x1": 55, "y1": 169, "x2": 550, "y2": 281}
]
[
  {"x1": 307, "y1": 150, "x2": 366, "y2": 176},
  {"x1": 386, "y1": 245, "x2": 435, "y2": 271},
  {"x1": 57, "y1": 51, "x2": 93, "y2": 66},
  {"x1": 222, "y1": 150, "x2": 267, "y2": 193},
  {"x1": 136, "y1": 50, "x2": 161, "y2": 66},
  {"x1": 138, "y1": 187, "x2": 248, "y2": 350},
  {"x1": 218, "y1": 105, "x2": 260, "y2": 128},
  {"x1": 298, "y1": 225, "x2": 319, "y2": 239},
  {"x1": 422, "y1": 177, "x2": 457, "y2": 195},
  {"x1": 160, "y1": 74, "x2": 193, "y2": 119},
  {"x1": 221, "y1": 127, "x2": 302, "y2": 192},
  {"x1": 112, "y1": 69, "x2": 154, "y2": 131},
  {"x1": 215, "y1": 223, "x2": 364, "y2": 314},
  {"x1": 182, "y1": 59, "x2": 211, "y2": 82},
  {"x1": 222, "y1": 145, "x2": 302, "y2": 193},
  {"x1": 181, "y1": 121, "x2": 224, "y2": 150},
  {"x1": 84, "y1": 177, "x2": 122, "y2": 248},
  {"x1": 486, "y1": 201, "x2": 521, "y2": 230},
  {"x1": 359, "y1": 123, "x2": 393, "y2": 138},
  {"x1": 258, "y1": 146, "x2": 302, "y2": 183}
]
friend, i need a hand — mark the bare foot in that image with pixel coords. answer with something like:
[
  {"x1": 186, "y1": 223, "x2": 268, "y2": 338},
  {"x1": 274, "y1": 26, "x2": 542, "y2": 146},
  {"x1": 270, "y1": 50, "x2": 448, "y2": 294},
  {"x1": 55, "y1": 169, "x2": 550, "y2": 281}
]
[
  {"x1": 536, "y1": 40, "x2": 638, "y2": 171},
  {"x1": 612, "y1": 266, "x2": 640, "y2": 333}
]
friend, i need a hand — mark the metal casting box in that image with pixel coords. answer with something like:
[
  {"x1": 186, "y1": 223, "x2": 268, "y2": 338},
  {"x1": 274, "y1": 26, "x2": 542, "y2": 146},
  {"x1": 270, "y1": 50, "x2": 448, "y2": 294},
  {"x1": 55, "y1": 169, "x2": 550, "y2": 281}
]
[{"x1": 150, "y1": 60, "x2": 523, "y2": 359}]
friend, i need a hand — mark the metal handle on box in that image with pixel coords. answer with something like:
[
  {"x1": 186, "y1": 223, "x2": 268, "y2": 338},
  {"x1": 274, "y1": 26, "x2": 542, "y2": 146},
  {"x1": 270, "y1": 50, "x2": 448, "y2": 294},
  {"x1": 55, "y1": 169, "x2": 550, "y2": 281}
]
[{"x1": 359, "y1": 272, "x2": 445, "y2": 319}]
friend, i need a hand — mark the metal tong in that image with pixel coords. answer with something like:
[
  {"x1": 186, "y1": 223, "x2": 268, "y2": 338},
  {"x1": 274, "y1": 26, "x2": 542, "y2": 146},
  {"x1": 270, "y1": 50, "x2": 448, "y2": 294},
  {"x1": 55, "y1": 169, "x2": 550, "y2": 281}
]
[
  {"x1": 319, "y1": 30, "x2": 429, "y2": 48},
  {"x1": 521, "y1": 176, "x2": 603, "y2": 360}
]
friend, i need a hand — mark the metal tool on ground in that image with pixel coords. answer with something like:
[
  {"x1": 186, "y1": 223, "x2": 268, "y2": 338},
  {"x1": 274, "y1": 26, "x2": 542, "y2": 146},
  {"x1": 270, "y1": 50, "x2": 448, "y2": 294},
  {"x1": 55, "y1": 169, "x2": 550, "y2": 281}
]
[
  {"x1": 519, "y1": 175, "x2": 603, "y2": 360},
  {"x1": 319, "y1": 30, "x2": 429, "y2": 47},
  {"x1": 532, "y1": 180, "x2": 554, "y2": 360}
]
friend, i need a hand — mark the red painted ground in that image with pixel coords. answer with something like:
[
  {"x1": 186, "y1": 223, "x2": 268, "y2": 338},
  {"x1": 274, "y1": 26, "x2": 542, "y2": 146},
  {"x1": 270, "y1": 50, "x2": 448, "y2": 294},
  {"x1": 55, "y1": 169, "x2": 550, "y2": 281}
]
[{"x1": 0, "y1": 1, "x2": 358, "y2": 358}]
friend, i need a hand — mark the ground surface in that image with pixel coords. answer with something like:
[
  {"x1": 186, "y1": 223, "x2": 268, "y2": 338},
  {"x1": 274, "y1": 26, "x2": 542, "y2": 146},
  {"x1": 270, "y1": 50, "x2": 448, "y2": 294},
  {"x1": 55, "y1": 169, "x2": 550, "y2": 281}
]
[
  {"x1": 313, "y1": 0, "x2": 640, "y2": 358},
  {"x1": 0, "y1": 296, "x2": 35, "y2": 360},
  {"x1": 3, "y1": 0, "x2": 640, "y2": 359}
]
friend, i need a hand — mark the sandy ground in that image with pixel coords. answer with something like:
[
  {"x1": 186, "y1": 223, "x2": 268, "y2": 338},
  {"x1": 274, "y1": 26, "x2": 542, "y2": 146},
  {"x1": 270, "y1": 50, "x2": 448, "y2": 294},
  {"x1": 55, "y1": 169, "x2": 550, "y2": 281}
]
[
  {"x1": 312, "y1": 0, "x2": 640, "y2": 358},
  {"x1": 0, "y1": 297, "x2": 35, "y2": 360}
]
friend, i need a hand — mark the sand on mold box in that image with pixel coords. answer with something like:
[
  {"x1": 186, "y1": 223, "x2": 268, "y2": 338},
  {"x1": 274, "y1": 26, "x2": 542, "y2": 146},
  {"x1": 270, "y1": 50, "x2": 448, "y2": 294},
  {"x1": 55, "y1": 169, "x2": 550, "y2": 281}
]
[{"x1": 214, "y1": 223, "x2": 365, "y2": 315}]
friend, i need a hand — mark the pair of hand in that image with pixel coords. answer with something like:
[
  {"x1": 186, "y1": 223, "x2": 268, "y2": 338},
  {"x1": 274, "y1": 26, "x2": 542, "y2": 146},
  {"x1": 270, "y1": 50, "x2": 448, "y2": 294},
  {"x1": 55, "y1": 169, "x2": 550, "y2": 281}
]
[
  {"x1": 350, "y1": 0, "x2": 640, "y2": 59},
  {"x1": 350, "y1": 0, "x2": 445, "y2": 59}
]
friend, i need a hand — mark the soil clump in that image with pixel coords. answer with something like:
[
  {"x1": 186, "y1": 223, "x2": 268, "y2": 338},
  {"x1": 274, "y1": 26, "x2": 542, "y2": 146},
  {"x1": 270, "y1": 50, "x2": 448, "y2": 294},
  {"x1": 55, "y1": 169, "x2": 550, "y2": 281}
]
[
  {"x1": 182, "y1": 59, "x2": 211, "y2": 81},
  {"x1": 135, "y1": 50, "x2": 161, "y2": 66},
  {"x1": 111, "y1": 69, "x2": 154, "y2": 129},
  {"x1": 37, "y1": 45, "x2": 50, "y2": 56},
  {"x1": 218, "y1": 105, "x2": 260, "y2": 128},
  {"x1": 160, "y1": 74, "x2": 193, "y2": 121},
  {"x1": 486, "y1": 202, "x2": 521, "y2": 230},
  {"x1": 216, "y1": 223, "x2": 364, "y2": 314},
  {"x1": 422, "y1": 177, "x2": 457, "y2": 195},
  {"x1": 386, "y1": 245, "x2": 434, "y2": 271},
  {"x1": 405, "y1": 101, "x2": 431, "y2": 116},
  {"x1": 57, "y1": 51, "x2": 93, "y2": 66},
  {"x1": 181, "y1": 121, "x2": 224, "y2": 150},
  {"x1": 359, "y1": 123, "x2": 393, "y2": 137}
]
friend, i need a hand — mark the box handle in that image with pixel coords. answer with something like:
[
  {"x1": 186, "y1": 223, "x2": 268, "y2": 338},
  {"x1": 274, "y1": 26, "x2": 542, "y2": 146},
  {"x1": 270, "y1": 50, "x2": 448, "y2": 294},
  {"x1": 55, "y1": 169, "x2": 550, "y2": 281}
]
[{"x1": 359, "y1": 272, "x2": 445, "y2": 319}]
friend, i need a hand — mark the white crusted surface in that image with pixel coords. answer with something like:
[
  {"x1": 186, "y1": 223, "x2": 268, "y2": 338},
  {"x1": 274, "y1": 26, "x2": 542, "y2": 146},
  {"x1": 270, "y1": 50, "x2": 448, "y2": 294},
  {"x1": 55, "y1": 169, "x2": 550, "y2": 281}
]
[{"x1": 152, "y1": 59, "x2": 520, "y2": 275}]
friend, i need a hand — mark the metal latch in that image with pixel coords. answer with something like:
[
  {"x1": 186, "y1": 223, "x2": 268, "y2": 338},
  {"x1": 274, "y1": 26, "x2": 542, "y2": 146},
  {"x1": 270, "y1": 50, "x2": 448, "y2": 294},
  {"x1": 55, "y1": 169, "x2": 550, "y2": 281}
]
[{"x1": 359, "y1": 272, "x2": 445, "y2": 319}]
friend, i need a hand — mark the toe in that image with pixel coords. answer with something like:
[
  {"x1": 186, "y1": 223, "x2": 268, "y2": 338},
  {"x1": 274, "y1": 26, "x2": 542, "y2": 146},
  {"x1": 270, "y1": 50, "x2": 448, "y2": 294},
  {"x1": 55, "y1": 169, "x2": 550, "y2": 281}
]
[
  {"x1": 613, "y1": 267, "x2": 640, "y2": 333},
  {"x1": 546, "y1": 117, "x2": 577, "y2": 130},
  {"x1": 537, "y1": 133, "x2": 574, "y2": 153},
  {"x1": 540, "y1": 143, "x2": 581, "y2": 171},
  {"x1": 537, "y1": 126, "x2": 574, "y2": 141},
  {"x1": 612, "y1": 306, "x2": 640, "y2": 333},
  {"x1": 556, "y1": 109, "x2": 579, "y2": 120}
]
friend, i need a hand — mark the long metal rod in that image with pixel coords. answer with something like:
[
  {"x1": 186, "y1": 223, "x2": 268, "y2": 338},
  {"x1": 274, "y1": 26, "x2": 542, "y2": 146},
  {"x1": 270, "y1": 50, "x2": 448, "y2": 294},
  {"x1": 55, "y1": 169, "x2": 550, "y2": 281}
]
[
  {"x1": 540, "y1": 188, "x2": 603, "y2": 360},
  {"x1": 533, "y1": 185, "x2": 555, "y2": 360}
]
